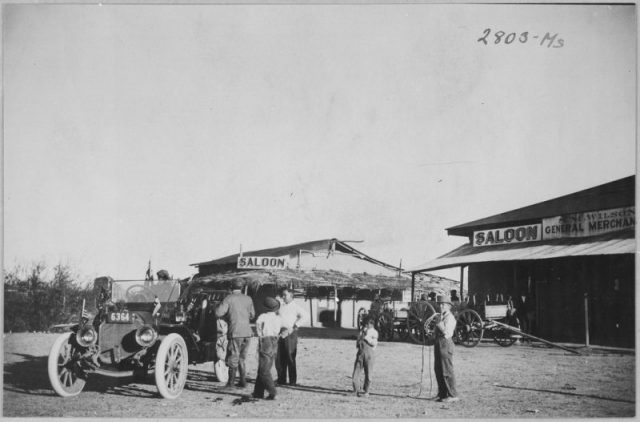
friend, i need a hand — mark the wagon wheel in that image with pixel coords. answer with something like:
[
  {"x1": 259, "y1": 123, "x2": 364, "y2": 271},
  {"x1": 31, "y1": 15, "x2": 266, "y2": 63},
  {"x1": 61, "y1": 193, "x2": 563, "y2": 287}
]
[
  {"x1": 493, "y1": 327, "x2": 517, "y2": 347},
  {"x1": 376, "y1": 312, "x2": 394, "y2": 342},
  {"x1": 48, "y1": 332, "x2": 87, "y2": 397},
  {"x1": 356, "y1": 308, "x2": 368, "y2": 331},
  {"x1": 423, "y1": 313, "x2": 439, "y2": 346},
  {"x1": 155, "y1": 333, "x2": 188, "y2": 399},
  {"x1": 454, "y1": 309, "x2": 483, "y2": 347},
  {"x1": 406, "y1": 302, "x2": 436, "y2": 344},
  {"x1": 394, "y1": 309, "x2": 410, "y2": 340}
]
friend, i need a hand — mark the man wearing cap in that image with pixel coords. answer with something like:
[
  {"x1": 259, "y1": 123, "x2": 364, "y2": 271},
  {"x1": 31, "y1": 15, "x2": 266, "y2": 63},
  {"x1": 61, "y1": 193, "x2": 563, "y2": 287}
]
[
  {"x1": 215, "y1": 279, "x2": 255, "y2": 389},
  {"x1": 253, "y1": 297, "x2": 282, "y2": 400},
  {"x1": 432, "y1": 294, "x2": 460, "y2": 403}
]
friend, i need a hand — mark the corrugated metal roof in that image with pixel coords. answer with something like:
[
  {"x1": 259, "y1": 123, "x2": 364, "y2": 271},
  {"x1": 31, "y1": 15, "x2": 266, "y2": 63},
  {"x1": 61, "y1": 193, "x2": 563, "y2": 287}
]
[
  {"x1": 447, "y1": 175, "x2": 635, "y2": 237},
  {"x1": 411, "y1": 229, "x2": 635, "y2": 272},
  {"x1": 191, "y1": 239, "x2": 335, "y2": 266},
  {"x1": 191, "y1": 238, "x2": 402, "y2": 272}
]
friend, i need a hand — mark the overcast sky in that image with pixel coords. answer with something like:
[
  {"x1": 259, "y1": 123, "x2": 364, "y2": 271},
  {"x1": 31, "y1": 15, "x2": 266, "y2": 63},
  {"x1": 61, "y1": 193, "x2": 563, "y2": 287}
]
[{"x1": 3, "y1": 3, "x2": 636, "y2": 282}]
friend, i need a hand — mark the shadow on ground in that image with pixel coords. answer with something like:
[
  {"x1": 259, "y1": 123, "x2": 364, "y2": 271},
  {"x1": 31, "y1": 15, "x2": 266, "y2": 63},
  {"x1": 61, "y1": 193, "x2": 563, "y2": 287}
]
[
  {"x1": 3, "y1": 353, "x2": 229, "y2": 399},
  {"x1": 298, "y1": 327, "x2": 359, "y2": 340},
  {"x1": 493, "y1": 384, "x2": 636, "y2": 404}
]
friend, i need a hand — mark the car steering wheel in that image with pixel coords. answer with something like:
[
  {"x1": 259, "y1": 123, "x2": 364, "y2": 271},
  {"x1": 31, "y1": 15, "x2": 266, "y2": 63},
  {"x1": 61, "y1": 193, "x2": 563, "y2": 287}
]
[{"x1": 126, "y1": 285, "x2": 156, "y2": 302}]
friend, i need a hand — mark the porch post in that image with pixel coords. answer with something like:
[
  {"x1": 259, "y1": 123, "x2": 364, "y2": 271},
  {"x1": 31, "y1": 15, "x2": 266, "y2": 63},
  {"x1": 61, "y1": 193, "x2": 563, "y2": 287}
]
[
  {"x1": 352, "y1": 295, "x2": 356, "y2": 328},
  {"x1": 333, "y1": 285, "x2": 338, "y2": 327},
  {"x1": 584, "y1": 292, "x2": 590, "y2": 347},
  {"x1": 411, "y1": 272, "x2": 416, "y2": 302}
]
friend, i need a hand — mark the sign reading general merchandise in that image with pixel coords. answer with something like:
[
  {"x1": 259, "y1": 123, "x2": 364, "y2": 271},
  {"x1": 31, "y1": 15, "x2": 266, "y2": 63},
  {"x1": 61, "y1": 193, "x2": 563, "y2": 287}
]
[
  {"x1": 237, "y1": 256, "x2": 289, "y2": 270},
  {"x1": 542, "y1": 206, "x2": 635, "y2": 240},
  {"x1": 473, "y1": 224, "x2": 542, "y2": 247}
]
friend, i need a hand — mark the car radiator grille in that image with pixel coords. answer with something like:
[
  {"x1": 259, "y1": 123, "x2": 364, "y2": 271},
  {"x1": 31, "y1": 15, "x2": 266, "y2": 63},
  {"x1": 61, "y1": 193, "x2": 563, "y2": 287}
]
[{"x1": 98, "y1": 323, "x2": 141, "y2": 365}]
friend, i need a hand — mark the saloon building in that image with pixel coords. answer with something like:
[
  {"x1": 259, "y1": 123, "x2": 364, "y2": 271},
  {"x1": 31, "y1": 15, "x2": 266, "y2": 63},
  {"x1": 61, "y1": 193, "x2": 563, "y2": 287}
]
[
  {"x1": 190, "y1": 238, "x2": 458, "y2": 329},
  {"x1": 411, "y1": 176, "x2": 635, "y2": 348}
]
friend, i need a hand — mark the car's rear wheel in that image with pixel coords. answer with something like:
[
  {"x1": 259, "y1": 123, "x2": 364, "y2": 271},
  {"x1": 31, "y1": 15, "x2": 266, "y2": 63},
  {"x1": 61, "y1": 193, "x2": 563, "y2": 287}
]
[
  {"x1": 154, "y1": 333, "x2": 188, "y2": 399},
  {"x1": 48, "y1": 332, "x2": 87, "y2": 397}
]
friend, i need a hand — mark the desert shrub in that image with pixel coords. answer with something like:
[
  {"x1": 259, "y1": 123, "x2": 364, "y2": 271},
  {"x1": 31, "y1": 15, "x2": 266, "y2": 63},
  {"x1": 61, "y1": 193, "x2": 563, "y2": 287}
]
[{"x1": 3, "y1": 262, "x2": 93, "y2": 332}]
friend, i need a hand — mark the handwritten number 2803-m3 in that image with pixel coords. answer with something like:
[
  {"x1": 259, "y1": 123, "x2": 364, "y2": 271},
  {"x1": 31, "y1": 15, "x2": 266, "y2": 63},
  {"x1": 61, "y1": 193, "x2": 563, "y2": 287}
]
[{"x1": 477, "y1": 29, "x2": 564, "y2": 48}]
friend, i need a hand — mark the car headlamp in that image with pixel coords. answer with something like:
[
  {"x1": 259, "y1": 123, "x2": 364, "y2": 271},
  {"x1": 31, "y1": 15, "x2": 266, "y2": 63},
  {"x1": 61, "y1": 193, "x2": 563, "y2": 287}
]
[
  {"x1": 135, "y1": 325, "x2": 158, "y2": 347},
  {"x1": 76, "y1": 326, "x2": 98, "y2": 347}
]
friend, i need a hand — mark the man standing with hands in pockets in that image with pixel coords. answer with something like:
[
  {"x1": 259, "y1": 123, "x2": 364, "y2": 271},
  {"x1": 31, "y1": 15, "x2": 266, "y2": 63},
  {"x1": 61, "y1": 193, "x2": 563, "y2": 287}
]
[
  {"x1": 432, "y1": 294, "x2": 460, "y2": 403},
  {"x1": 276, "y1": 287, "x2": 306, "y2": 386}
]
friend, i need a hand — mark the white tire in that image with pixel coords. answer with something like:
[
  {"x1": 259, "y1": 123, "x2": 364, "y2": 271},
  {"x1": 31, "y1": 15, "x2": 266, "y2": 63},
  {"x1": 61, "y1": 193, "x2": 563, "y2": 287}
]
[
  {"x1": 48, "y1": 332, "x2": 87, "y2": 397},
  {"x1": 154, "y1": 333, "x2": 189, "y2": 399},
  {"x1": 214, "y1": 360, "x2": 228, "y2": 383}
]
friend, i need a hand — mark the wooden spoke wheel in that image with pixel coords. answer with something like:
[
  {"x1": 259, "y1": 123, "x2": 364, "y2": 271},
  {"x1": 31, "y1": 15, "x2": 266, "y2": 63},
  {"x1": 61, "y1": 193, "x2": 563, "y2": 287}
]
[
  {"x1": 48, "y1": 332, "x2": 87, "y2": 397},
  {"x1": 155, "y1": 334, "x2": 188, "y2": 399},
  {"x1": 454, "y1": 309, "x2": 483, "y2": 348},
  {"x1": 376, "y1": 312, "x2": 395, "y2": 342},
  {"x1": 406, "y1": 302, "x2": 436, "y2": 344},
  {"x1": 493, "y1": 326, "x2": 518, "y2": 347},
  {"x1": 422, "y1": 313, "x2": 440, "y2": 346}
]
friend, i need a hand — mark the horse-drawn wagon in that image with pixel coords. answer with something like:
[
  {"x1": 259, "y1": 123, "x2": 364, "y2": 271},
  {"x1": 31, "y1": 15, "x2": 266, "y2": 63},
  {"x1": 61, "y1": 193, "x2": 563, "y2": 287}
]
[{"x1": 357, "y1": 295, "x2": 521, "y2": 347}]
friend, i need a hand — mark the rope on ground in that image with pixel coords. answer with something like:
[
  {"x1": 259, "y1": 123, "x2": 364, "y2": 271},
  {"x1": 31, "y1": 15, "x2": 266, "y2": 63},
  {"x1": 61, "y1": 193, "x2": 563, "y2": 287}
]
[
  {"x1": 408, "y1": 341, "x2": 433, "y2": 398},
  {"x1": 408, "y1": 313, "x2": 438, "y2": 399}
]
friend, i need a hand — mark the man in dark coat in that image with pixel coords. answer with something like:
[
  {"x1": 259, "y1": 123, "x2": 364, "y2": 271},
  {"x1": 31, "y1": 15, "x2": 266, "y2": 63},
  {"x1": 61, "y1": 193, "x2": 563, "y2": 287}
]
[
  {"x1": 215, "y1": 279, "x2": 255, "y2": 388},
  {"x1": 516, "y1": 294, "x2": 534, "y2": 336}
]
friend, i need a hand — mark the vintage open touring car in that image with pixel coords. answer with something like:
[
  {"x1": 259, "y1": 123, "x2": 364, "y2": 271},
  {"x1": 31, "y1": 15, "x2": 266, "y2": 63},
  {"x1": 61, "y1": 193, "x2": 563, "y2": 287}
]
[{"x1": 48, "y1": 276, "x2": 230, "y2": 399}]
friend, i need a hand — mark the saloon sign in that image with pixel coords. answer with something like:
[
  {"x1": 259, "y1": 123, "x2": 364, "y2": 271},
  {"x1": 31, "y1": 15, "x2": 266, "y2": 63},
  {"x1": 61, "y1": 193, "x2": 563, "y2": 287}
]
[
  {"x1": 474, "y1": 224, "x2": 542, "y2": 247},
  {"x1": 237, "y1": 256, "x2": 289, "y2": 270},
  {"x1": 542, "y1": 206, "x2": 635, "y2": 239}
]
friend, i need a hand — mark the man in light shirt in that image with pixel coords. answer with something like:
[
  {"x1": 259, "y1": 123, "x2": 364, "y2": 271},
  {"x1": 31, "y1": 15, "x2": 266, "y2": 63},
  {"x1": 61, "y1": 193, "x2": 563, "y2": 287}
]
[
  {"x1": 276, "y1": 287, "x2": 305, "y2": 386},
  {"x1": 432, "y1": 294, "x2": 459, "y2": 403}
]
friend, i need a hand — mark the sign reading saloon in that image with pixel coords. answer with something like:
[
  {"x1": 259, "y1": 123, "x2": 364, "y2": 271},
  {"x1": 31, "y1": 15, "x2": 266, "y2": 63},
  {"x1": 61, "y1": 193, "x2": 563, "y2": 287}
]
[
  {"x1": 237, "y1": 256, "x2": 289, "y2": 270},
  {"x1": 474, "y1": 224, "x2": 542, "y2": 247},
  {"x1": 542, "y1": 206, "x2": 635, "y2": 240}
]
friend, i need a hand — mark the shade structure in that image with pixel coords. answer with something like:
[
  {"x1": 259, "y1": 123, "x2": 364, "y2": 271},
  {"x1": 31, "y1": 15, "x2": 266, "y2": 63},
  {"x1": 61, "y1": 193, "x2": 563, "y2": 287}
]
[{"x1": 188, "y1": 267, "x2": 457, "y2": 293}]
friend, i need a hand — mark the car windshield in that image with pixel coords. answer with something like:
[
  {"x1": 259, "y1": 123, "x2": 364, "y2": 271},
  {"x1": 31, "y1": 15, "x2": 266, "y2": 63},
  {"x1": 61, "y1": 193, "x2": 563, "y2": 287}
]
[{"x1": 111, "y1": 280, "x2": 181, "y2": 303}]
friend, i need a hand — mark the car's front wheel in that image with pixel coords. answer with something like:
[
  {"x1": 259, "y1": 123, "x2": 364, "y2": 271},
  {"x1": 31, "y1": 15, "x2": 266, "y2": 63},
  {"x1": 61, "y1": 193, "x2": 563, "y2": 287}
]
[
  {"x1": 154, "y1": 333, "x2": 188, "y2": 399},
  {"x1": 48, "y1": 332, "x2": 87, "y2": 397}
]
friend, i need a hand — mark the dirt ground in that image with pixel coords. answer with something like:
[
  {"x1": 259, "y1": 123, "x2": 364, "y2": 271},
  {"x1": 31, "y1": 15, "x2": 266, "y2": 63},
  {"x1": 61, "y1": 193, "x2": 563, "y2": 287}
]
[{"x1": 3, "y1": 329, "x2": 635, "y2": 418}]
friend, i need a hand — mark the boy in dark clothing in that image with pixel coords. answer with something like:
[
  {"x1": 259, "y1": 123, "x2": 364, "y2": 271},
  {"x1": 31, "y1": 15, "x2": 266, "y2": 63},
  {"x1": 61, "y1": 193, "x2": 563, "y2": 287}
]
[{"x1": 253, "y1": 297, "x2": 281, "y2": 400}]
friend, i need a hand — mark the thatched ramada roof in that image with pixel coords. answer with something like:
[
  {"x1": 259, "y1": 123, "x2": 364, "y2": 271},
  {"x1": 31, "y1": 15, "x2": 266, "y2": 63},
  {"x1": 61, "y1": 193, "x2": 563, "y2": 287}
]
[
  {"x1": 188, "y1": 238, "x2": 459, "y2": 300},
  {"x1": 189, "y1": 268, "x2": 458, "y2": 297}
]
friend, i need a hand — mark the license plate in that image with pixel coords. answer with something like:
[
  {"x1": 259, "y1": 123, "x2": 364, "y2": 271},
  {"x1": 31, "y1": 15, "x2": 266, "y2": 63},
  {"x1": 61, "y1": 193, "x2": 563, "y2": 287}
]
[{"x1": 107, "y1": 311, "x2": 131, "y2": 323}]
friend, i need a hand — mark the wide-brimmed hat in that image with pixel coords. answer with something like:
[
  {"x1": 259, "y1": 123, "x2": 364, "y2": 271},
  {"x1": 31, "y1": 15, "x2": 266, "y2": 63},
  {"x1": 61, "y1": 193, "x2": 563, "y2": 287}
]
[
  {"x1": 232, "y1": 279, "x2": 245, "y2": 290},
  {"x1": 436, "y1": 295, "x2": 452, "y2": 304},
  {"x1": 263, "y1": 296, "x2": 280, "y2": 312}
]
